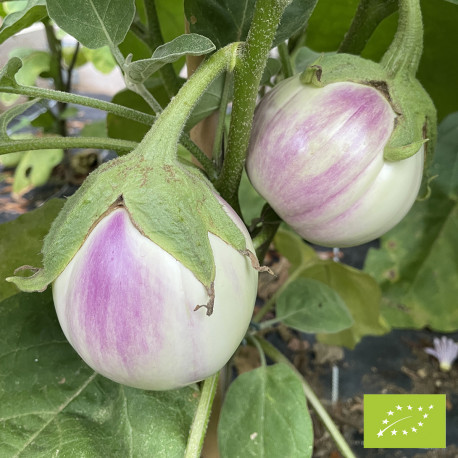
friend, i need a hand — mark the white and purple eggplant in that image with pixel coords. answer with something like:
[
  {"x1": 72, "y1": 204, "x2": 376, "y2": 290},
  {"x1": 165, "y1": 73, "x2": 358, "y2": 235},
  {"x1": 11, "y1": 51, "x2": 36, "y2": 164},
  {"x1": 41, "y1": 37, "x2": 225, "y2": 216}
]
[
  {"x1": 7, "y1": 44, "x2": 260, "y2": 390},
  {"x1": 247, "y1": 0, "x2": 436, "y2": 247},
  {"x1": 247, "y1": 76, "x2": 425, "y2": 247}
]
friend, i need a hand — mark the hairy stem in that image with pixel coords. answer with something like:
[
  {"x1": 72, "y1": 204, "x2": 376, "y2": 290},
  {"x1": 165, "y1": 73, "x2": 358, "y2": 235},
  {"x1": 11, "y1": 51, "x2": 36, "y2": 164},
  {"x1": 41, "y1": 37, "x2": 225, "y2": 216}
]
[
  {"x1": 184, "y1": 373, "x2": 219, "y2": 458},
  {"x1": 257, "y1": 337, "x2": 357, "y2": 458},
  {"x1": 0, "y1": 137, "x2": 137, "y2": 155},
  {"x1": 215, "y1": 0, "x2": 293, "y2": 212},
  {"x1": 0, "y1": 84, "x2": 156, "y2": 125},
  {"x1": 138, "y1": 44, "x2": 240, "y2": 162}
]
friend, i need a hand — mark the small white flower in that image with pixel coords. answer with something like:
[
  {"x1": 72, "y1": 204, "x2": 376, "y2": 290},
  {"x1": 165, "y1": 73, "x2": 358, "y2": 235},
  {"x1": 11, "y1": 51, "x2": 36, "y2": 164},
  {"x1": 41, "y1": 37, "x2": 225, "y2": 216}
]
[{"x1": 425, "y1": 336, "x2": 458, "y2": 372}]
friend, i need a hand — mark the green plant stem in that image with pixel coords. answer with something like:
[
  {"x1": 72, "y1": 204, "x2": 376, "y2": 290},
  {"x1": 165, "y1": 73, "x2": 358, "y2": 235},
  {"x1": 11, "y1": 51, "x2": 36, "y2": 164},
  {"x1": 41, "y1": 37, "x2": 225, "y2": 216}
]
[
  {"x1": 278, "y1": 41, "x2": 294, "y2": 78},
  {"x1": 181, "y1": 133, "x2": 217, "y2": 180},
  {"x1": 0, "y1": 85, "x2": 211, "y2": 176},
  {"x1": 212, "y1": 71, "x2": 232, "y2": 173},
  {"x1": 184, "y1": 372, "x2": 219, "y2": 458},
  {"x1": 65, "y1": 43, "x2": 80, "y2": 93},
  {"x1": 111, "y1": 44, "x2": 164, "y2": 114},
  {"x1": 0, "y1": 137, "x2": 137, "y2": 155},
  {"x1": 215, "y1": 0, "x2": 293, "y2": 212},
  {"x1": 0, "y1": 84, "x2": 156, "y2": 125},
  {"x1": 132, "y1": 82, "x2": 164, "y2": 113},
  {"x1": 144, "y1": 0, "x2": 181, "y2": 98},
  {"x1": 338, "y1": 0, "x2": 397, "y2": 55},
  {"x1": 138, "y1": 43, "x2": 240, "y2": 162},
  {"x1": 380, "y1": 0, "x2": 423, "y2": 77},
  {"x1": 252, "y1": 205, "x2": 281, "y2": 262},
  {"x1": 257, "y1": 337, "x2": 357, "y2": 458},
  {"x1": 42, "y1": 19, "x2": 67, "y2": 137}
]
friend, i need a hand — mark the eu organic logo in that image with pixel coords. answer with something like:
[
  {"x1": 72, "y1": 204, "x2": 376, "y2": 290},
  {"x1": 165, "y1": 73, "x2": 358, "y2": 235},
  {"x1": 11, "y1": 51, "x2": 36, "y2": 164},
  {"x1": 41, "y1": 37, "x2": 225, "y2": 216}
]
[{"x1": 364, "y1": 394, "x2": 446, "y2": 448}]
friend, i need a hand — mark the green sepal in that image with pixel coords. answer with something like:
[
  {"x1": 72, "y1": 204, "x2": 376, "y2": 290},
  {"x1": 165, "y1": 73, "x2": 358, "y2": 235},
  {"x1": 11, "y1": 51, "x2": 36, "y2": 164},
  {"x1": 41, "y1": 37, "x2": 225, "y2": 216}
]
[
  {"x1": 299, "y1": 53, "x2": 437, "y2": 165},
  {"x1": 7, "y1": 44, "x2": 250, "y2": 312},
  {"x1": 7, "y1": 151, "x2": 247, "y2": 296}
]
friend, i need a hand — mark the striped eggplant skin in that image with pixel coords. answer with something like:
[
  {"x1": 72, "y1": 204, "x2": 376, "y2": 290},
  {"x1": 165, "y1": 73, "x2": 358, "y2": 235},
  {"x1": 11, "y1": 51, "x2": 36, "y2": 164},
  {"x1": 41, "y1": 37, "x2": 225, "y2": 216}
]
[
  {"x1": 53, "y1": 204, "x2": 258, "y2": 391},
  {"x1": 246, "y1": 76, "x2": 424, "y2": 247}
]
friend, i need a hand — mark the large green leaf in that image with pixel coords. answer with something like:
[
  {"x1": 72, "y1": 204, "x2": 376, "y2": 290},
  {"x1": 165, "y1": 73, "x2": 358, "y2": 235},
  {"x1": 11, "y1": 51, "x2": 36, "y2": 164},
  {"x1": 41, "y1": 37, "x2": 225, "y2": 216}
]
[
  {"x1": 184, "y1": 0, "x2": 318, "y2": 49},
  {"x1": 273, "y1": 229, "x2": 388, "y2": 348},
  {"x1": 303, "y1": 262, "x2": 389, "y2": 349},
  {"x1": 364, "y1": 113, "x2": 458, "y2": 331},
  {"x1": 276, "y1": 277, "x2": 353, "y2": 334},
  {"x1": 0, "y1": 290, "x2": 199, "y2": 456},
  {"x1": 0, "y1": 199, "x2": 64, "y2": 302},
  {"x1": 0, "y1": 0, "x2": 47, "y2": 44},
  {"x1": 46, "y1": 0, "x2": 135, "y2": 49},
  {"x1": 218, "y1": 364, "x2": 313, "y2": 458}
]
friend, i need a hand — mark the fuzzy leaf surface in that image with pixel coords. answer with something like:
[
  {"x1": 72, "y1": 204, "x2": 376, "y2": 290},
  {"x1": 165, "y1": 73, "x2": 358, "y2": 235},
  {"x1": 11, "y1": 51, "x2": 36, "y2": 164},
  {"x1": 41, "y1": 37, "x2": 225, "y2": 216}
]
[
  {"x1": 276, "y1": 277, "x2": 353, "y2": 333},
  {"x1": 274, "y1": 229, "x2": 388, "y2": 348},
  {"x1": 125, "y1": 34, "x2": 215, "y2": 84},
  {"x1": 364, "y1": 113, "x2": 458, "y2": 331},
  {"x1": 0, "y1": 0, "x2": 47, "y2": 44},
  {"x1": 46, "y1": 0, "x2": 135, "y2": 49},
  {"x1": 0, "y1": 290, "x2": 198, "y2": 457},
  {"x1": 218, "y1": 364, "x2": 313, "y2": 458}
]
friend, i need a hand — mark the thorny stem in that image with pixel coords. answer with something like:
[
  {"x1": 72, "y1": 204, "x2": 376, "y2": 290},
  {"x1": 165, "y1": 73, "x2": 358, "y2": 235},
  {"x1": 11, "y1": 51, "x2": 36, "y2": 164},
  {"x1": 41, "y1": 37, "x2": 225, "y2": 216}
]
[
  {"x1": 257, "y1": 337, "x2": 357, "y2": 458},
  {"x1": 184, "y1": 372, "x2": 219, "y2": 458},
  {"x1": 215, "y1": 0, "x2": 293, "y2": 213},
  {"x1": 144, "y1": 0, "x2": 181, "y2": 98},
  {"x1": 338, "y1": 0, "x2": 397, "y2": 55},
  {"x1": 380, "y1": 0, "x2": 423, "y2": 77}
]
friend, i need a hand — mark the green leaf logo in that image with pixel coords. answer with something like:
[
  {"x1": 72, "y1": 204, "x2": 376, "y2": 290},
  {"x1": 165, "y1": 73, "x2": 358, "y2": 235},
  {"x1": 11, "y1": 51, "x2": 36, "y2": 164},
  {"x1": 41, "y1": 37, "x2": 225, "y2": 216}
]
[{"x1": 364, "y1": 394, "x2": 446, "y2": 448}]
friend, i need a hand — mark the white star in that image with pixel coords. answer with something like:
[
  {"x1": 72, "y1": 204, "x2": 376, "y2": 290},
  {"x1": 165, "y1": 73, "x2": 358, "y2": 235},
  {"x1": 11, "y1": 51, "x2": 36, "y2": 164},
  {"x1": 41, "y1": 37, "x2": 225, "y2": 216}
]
[
  {"x1": 418, "y1": 421, "x2": 423, "y2": 427},
  {"x1": 396, "y1": 404, "x2": 402, "y2": 410},
  {"x1": 392, "y1": 429, "x2": 397, "y2": 435},
  {"x1": 377, "y1": 430, "x2": 383, "y2": 437},
  {"x1": 403, "y1": 430, "x2": 408, "y2": 435},
  {"x1": 418, "y1": 406, "x2": 423, "y2": 411},
  {"x1": 424, "y1": 413, "x2": 428, "y2": 419},
  {"x1": 412, "y1": 427, "x2": 417, "y2": 432},
  {"x1": 429, "y1": 405, "x2": 434, "y2": 410},
  {"x1": 407, "y1": 405, "x2": 412, "y2": 410},
  {"x1": 388, "y1": 410, "x2": 394, "y2": 416},
  {"x1": 382, "y1": 419, "x2": 388, "y2": 425}
]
